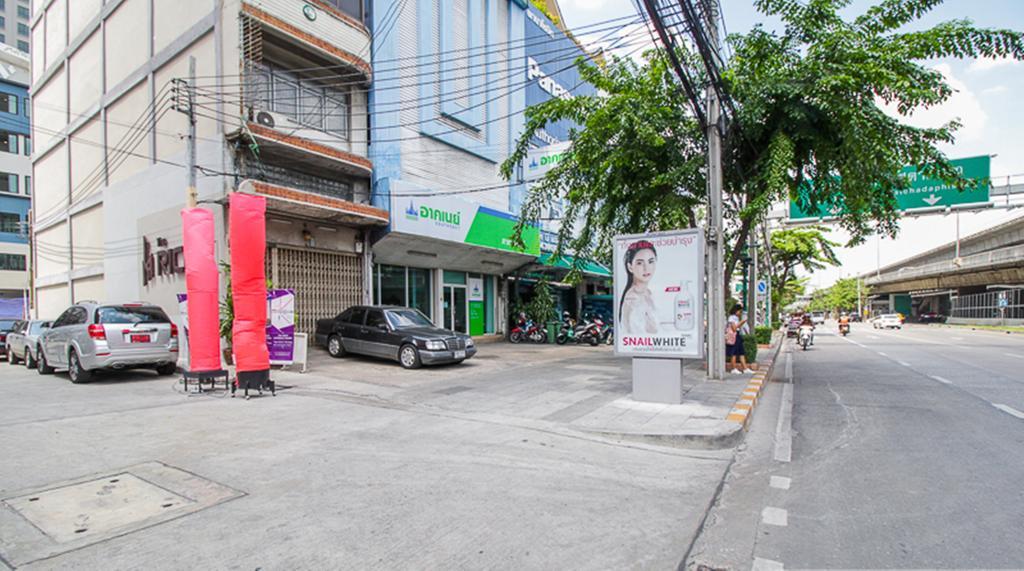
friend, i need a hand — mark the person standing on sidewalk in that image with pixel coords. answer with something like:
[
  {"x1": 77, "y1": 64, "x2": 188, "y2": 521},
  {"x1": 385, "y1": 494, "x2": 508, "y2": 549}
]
[{"x1": 727, "y1": 304, "x2": 753, "y2": 374}]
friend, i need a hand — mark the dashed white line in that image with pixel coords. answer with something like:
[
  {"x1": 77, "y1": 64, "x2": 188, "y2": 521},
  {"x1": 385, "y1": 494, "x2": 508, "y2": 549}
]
[
  {"x1": 762, "y1": 507, "x2": 788, "y2": 526},
  {"x1": 770, "y1": 476, "x2": 791, "y2": 490},
  {"x1": 930, "y1": 375, "x2": 953, "y2": 385},
  {"x1": 752, "y1": 557, "x2": 785, "y2": 571},
  {"x1": 951, "y1": 336, "x2": 964, "y2": 341},
  {"x1": 1006, "y1": 353, "x2": 1024, "y2": 360},
  {"x1": 992, "y1": 403, "x2": 1024, "y2": 420},
  {"x1": 878, "y1": 352, "x2": 888, "y2": 357},
  {"x1": 899, "y1": 361, "x2": 911, "y2": 367}
]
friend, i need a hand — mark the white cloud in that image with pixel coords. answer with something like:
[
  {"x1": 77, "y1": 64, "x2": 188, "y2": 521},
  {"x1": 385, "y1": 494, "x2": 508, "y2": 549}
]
[
  {"x1": 968, "y1": 55, "x2": 1021, "y2": 72},
  {"x1": 577, "y1": 21, "x2": 657, "y2": 65},
  {"x1": 879, "y1": 63, "x2": 987, "y2": 144},
  {"x1": 562, "y1": 0, "x2": 608, "y2": 11},
  {"x1": 982, "y1": 85, "x2": 1008, "y2": 96}
]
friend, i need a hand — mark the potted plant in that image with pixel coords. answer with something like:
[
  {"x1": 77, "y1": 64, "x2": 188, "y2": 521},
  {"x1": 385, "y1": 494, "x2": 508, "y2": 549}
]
[{"x1": 218, "y1": 262, "x2": 235, "y2": 365}]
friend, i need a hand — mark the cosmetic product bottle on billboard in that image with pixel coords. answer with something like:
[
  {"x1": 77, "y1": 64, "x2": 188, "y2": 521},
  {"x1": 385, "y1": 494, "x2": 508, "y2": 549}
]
[{"x1": 674, "y1": 281, "x2": 695, "y2": 331}]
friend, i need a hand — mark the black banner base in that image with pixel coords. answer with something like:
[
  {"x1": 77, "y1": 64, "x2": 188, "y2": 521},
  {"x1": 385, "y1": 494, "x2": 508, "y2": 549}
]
[
  {"x1": 182, "y1": 369, "x2": 230, "y2": 393},
  {"x1": 232, "y1": 369, "x2": 275, "y2": 399}
]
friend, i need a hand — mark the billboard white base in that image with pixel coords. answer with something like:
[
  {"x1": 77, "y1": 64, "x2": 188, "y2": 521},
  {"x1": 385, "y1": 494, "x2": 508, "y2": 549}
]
[{"x1": 632, "y1": 357, "x2": 686, "y2": 404}]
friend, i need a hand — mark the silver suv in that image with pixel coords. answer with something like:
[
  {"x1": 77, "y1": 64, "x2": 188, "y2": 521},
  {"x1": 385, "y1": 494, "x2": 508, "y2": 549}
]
[{"x1": 37, "y1": 302, "x2": 179, "y2": 383}]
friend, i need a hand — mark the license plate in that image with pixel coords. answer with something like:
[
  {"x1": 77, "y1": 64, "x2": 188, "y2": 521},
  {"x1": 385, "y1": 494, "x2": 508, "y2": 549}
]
[
  {"x1": 454, "y1": 350, "x2": 466, "y2": 359},
  {"x1": 130, "y1": 334, "x2": 151, "y2": 343}
]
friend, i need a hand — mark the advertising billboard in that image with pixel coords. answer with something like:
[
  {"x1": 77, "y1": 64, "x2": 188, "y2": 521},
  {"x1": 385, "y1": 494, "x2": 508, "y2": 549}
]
[{"x1": 613, "y1": 229, "x2": 705, "y2": 359}]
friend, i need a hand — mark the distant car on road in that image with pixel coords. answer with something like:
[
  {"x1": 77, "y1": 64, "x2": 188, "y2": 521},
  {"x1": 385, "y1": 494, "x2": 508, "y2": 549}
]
[
  {"x1": 872, "y1": 314, "x2": 903, "y2": 329},
  {"x1": 918, "y1": 312, "x2": 945, "y2": 324},
  {"x1": 811, "y1": 312, "x2": 826, "y2": 325},
  {"x1": 5, "y1": 319, "x2": 52, "y2": 368},
  {"x1": 37, "y1": 302, "x2": 179, "y2": 383},
  {"x1": 0, "y1": 318, "x2": 17, "y2": 360},
  {"x1": 315, "y1": 305, "x2": 476, "y2": 369}
]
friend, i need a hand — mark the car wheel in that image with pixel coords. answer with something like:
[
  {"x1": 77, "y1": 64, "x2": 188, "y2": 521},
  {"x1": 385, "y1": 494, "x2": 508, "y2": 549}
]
[
  {"x1": 37, "y1": 347, "x2": 54, "y2": 375},
  {"x1": 25, "y1": 349, "x2": 36, "y2": 369},
  {"x1": 68, "y1": 351, "x2": 93, "y2": 384},
  {"x1": 156, "y1": 363, "x2": 177, "y2": 376},
  {"x1": 8, "y1": 349, "x2": 19, "y2": 365},
  {"x1": 327, "y1": 334, "x2": 346, "y2": 358},
  {"x1": 399, "y1": 344, "x2": 421, "y2": 369}
]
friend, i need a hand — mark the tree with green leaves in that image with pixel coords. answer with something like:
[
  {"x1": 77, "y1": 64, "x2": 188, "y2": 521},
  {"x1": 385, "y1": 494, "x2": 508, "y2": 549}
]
[
  {"x1": 807, "y1": 277, "x2": 868, "y2": 314},
  {"x1": 767, "y1": 226, "x2": 839, "y2": 313},
  {"x1": 500, "y1": 51, "x2": 707, "y2": 272},
  {"x1": 503, "y1": 0, "x2": 1023, "y2": 289}
]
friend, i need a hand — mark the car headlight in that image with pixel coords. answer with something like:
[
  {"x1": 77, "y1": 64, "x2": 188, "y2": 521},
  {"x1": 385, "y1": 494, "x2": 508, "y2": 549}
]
[
  {"x1": 465, "y1": 338, "x2": 474, "y2": 347},
  {"x1": 425, "y1": 340, "x2": 446, "y2": 351}
]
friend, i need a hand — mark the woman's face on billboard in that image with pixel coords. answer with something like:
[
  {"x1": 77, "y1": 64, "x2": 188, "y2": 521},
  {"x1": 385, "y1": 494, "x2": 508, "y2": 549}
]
[{"x1": 628, "y1": 248, "x2": 657, "y2": 286}]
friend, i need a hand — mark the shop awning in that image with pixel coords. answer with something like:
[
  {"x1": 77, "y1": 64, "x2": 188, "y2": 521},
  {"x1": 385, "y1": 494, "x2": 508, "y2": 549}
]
[{"x1": 537, "y1": 253, "x2": 612, "y2": 278}]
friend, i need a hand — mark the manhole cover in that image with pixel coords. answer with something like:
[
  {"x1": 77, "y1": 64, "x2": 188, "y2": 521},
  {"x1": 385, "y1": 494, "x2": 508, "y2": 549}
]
[
  {"x1": 6, "y1": 473, "x2": 192, "y2": 543},
  {"x1": 0, "y1": 462, "x2": 243, "y2": 567}
]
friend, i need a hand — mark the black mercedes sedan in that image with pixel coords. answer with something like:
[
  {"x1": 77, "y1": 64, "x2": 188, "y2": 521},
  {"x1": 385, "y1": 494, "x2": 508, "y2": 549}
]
[{"x1": 314, "y1": 305, "x2": 476, "y2": 369}]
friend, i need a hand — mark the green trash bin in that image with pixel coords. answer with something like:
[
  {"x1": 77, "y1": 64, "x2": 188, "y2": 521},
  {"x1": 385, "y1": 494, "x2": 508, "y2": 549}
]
[{"x1": 546, "y1": 321, "x2": 560, "y2": 344}]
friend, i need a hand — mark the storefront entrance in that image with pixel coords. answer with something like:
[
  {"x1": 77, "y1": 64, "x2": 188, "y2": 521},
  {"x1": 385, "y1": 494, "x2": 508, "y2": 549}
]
[{"x1": 443, "y1": 285, "x2": 468, "y2": 334}]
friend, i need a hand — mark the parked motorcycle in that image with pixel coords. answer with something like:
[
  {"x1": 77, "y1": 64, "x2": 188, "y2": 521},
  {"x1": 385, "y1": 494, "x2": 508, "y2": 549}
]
[
  {"x1": 557, "y1": 313, "x2": 601, "y2": 346},
  {"x1": 510, "y1": 314, "x2": 548, "y2": 344}
]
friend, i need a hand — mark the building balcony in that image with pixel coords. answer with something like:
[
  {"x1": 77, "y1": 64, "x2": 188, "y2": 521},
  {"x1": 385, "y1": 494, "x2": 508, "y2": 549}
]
[
  {"x1": 240, "y1": 0, "x2": 371, "y2": 81},
  {"x1": 236, "y1": 160, "x2": 386, "y2": 227}
]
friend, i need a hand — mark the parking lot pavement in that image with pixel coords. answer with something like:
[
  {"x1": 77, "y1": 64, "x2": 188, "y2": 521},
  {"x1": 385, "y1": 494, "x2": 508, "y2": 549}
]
[{"x1": 0, "y1": 351, "x2": 734, "y2": 569}]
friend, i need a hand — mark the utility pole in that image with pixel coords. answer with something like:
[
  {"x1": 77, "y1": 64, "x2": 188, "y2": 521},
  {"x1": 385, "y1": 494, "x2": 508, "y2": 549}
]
[
  {"x1": 173, "y1": 57, "x2": 199, "y2": 208},
  {"x1": 856, "y1": 276, "x2": 862, "y2": 319},
  {"x1": 705, "y1": 1, "x2": 725, "y2": 380},
  {"x1": 748, "y1": 228, "x2": 758, "y2": 330}
]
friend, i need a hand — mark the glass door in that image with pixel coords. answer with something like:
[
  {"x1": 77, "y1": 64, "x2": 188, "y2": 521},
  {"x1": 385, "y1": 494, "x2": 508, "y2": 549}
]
[{"x1": 443, "y1": 285, "x2": 468, "y2": 333}]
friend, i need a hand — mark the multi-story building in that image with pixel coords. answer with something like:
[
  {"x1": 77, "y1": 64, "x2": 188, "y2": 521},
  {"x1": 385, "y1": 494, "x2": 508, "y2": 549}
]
[
  {"x1": 0, "y1": 44, "x2": 30, "y2": 318},
  {"x1": 0, "y1": 0, "x2": 32, "y2": 53},
  {"x1": 368, "y1": 0, "x2": 603, "y2": 334},
  {"x1": 30, "y1": 0, "x2": 383, "y2": 336}
]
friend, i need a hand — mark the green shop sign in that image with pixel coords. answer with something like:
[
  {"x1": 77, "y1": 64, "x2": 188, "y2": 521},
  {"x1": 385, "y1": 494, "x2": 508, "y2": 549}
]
[
  {"x1": 394, "y1": 195, "x2": 540, "y2": 256},
  {"x1": 789, "y1": 155, "x2": 991, "y2": 220}
]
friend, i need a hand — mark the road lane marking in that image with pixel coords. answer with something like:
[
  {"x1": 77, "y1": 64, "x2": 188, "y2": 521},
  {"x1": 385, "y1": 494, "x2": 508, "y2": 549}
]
[
  {"x1": 992, "y1": 404, "x2": 1024, "y2": 420},
  {"x1": 899, "y1": 361, "x2": 911, "y2": 367},
  {"x1": 770, "y1": 476, "x2": 791, "y2": 490},
  {"x1": 774, "y1": 380, "x2": 794, "y2": 463},
  {"x1": 762, "y1": 507, "x2": 788, "y2": 526},
  {"x1": 753, "y1": 557, "x2": 785, "y2": 571},
  {"x1": 1006, "y1": 353, "x2": 1024, "y2": 359},
  {"x1": 951, "y1": 336, "x2": 964, "y2": 341},
  {"x1": 930, "y1": 375, "x2": 953, "y2": 385},
  {"x1": 878, "y1": 352, "x2": 888, "y2": 356}
]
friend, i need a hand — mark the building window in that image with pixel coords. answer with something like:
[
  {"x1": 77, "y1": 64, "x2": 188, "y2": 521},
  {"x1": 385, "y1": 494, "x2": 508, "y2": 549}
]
[
  {"x1": 321, "y1": 0, "x2": 364, "y2": 23},
  {"x1": 0, "y1": 93, "x2": 17, "y2": 114},
  {"x1": 17, "y1": 5, "x2": 29, "y2": 19},
  {"x1": 0, "y1": 16, "x2": 5, "y2": 27},
  {"x1": 0, "y1": 253, "x2": 26, "y2": 270},
  {"x1": 17, "y1": 40, "x2": 28, "y2": 52},
  {"x1": 24, "y1": 175, "x2": 30, "y2": 195},
  {"x1": 0, "y1": 2, "x2": 6, "y2": 13},
  {"x1": 23, "y1": 97, "x2": 29, "y2": 118},
  {"x1": 374, "y1": 265, "x2": 433, "y2": 319},
  {"x1": 17, "y1": 23, "x2": 28, "y2": 36},
  {"x1": 252, "y1": 63, "x2": 351, "y2": 141},
  {"x1": 0, "y1": 212, "x2": 21, "y2": 233},
  {"x1": 0, "y1": 34, "x2": 6, "y2": 44},
  {"x1": 0, "y1": 172, "x2": 17, "y2": 193},
  {"x1": 23, "y1": 135, "x2": 29, "y2": 155},
  {"x1": 0, "y1": 131, "x2": 16, "y2": 153}
]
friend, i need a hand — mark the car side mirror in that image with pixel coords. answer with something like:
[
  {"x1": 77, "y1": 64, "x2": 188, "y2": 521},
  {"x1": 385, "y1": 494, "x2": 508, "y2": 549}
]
[{"x1": 377, "y1": 323, "x2": 389, "y2": 331}]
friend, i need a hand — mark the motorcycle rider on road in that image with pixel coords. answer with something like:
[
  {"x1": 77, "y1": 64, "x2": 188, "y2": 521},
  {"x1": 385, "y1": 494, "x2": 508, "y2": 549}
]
[
  {"x1": 838, "y1": 311, "x2": 851, "y2": 334},
  {"x1": 799, "y1": 314, "x2": 815, "y2": 346}
]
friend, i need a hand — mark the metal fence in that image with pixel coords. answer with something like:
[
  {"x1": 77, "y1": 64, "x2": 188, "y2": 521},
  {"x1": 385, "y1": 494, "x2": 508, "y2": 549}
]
[{"x1": 950, "y1": 288, "x2": 1024, "y2": 320}]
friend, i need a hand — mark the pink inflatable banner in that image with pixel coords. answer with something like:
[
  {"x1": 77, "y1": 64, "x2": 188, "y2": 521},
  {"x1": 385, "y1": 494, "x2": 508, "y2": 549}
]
[
  {"x1": 181, "y1": 208, "x2": 221, "y2": 372},
  {"x1": 229, "y1": 193, "x2": 270, "y2": 373}
]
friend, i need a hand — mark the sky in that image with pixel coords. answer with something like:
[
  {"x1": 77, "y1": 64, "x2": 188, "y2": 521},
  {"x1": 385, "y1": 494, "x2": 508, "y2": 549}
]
[{"x1": 558, "y1": 0, "x2": 1024, "y2": 290}]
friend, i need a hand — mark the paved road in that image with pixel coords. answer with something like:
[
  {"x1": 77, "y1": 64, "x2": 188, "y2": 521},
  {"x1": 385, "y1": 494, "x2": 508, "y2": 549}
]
[
  {"x1": 0, "y1": 346, "x2": 731, "y2": 570},
  {"x1": 692, "y1": 324, "x2": 1024, "y2": 570}
]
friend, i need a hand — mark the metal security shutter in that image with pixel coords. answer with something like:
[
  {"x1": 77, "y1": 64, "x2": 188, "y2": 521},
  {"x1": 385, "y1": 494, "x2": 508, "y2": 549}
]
[{"x1": 268, "y1": 246, "x2": 363, "y2": 339}]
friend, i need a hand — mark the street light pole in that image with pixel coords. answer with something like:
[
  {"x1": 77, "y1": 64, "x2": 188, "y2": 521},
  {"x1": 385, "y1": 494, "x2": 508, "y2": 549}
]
[{"x1": 705, "y1": 2, "x2": 726, "y2": 381}]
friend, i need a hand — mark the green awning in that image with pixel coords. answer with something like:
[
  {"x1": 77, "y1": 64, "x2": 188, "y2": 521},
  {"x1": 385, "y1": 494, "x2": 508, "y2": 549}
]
[{"x1": 537, "y1": 253, "x2": 612, "y2": 277}]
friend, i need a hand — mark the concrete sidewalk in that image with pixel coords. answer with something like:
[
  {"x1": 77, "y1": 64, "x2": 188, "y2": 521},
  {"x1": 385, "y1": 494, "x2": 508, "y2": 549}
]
[{"x1": 272, "y1": 337, "x2": 785, "y2": 450}]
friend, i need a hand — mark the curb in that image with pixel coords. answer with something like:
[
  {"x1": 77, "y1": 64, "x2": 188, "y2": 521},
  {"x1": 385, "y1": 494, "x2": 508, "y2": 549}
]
[{"x1": 725, "y1": 333, "x2": 785, "y2": 430}]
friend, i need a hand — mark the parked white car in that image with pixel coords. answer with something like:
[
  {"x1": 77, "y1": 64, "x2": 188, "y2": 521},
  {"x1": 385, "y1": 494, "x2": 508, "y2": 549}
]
[{"x1": 872, "y1": 314, "x2": 903, "y2": 329}]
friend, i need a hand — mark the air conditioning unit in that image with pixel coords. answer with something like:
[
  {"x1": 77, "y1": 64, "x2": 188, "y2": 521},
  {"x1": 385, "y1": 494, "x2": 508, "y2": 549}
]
[{"x1": 252, "y1": 109, "x2": 304, "y2": 133}]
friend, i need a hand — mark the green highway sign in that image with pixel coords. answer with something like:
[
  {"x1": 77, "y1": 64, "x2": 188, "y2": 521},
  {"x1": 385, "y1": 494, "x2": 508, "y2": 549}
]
[{"x1": 789, "y1": 155, "x2": 991, "y2": 220}]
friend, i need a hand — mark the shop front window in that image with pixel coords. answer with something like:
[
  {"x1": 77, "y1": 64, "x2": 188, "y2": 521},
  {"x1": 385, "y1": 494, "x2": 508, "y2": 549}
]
[
  {"x1": 379, "y1": 265, "x2": 406, "y2": 307},
  {"x1": 408, "y1": 268, "x2": 432, "y2": 319}
]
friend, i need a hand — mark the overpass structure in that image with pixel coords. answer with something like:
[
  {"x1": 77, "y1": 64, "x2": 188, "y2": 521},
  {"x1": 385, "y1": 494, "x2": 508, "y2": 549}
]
[{"x1": 864, "y1": 212, "x2": 1024, "y2": 325}]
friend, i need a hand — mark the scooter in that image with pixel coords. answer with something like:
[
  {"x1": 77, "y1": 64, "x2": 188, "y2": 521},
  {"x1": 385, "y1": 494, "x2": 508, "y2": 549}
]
[
  {"x1": 557, "y1": 315, "x2": 601, "y2": 346},
  {"x1": 839, "y1": 323, "x2": 850, "y2": 336},
  {"x1": 510, "y1": 315, "x2": 548, "y2": 344},
  {"x1": 798, "y1": 326, "x2": 812, "y2": 350}
]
